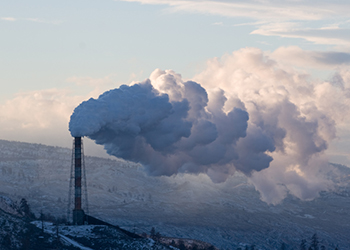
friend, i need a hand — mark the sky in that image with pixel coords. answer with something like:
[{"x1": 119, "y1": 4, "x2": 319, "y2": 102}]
[{"x1": 1, "y1": 1, "x2": 350, "y2": 201}]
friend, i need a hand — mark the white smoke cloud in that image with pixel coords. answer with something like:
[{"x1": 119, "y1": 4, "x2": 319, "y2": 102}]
[
  {"x1": 69, "y1": 48, "x2": 350, "y2": 204},
  {"x1": 69, "y1": 74, "x2": 257, "y2": 178},
  {"x1": 194, "y1": 47, "x2": 350, "y2": 203},
  {"x1": 2, "y1": 46, "x2": 349, "y2": 204}
]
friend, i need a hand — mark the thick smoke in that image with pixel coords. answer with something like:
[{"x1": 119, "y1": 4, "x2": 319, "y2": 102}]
[
  {"x1": 194, "y1": 48, "x2": 347, "y2": 203},
  {"x1": 70, "y1": 48, "x2": 348, "y2": 204},
  {"x1": 69, "y1": 73, "x2": 262, "y2": 178}
]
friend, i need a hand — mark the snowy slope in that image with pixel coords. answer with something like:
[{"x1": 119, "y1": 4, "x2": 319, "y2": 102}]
[
  {"x1": 0, "y1": 201, "x2": 26, "y2": 249},
  {"x1": 0, "y1": 196, "x2": 175, "y2": 250},
  {"x1": 0, "y1": 195, "x2": 22, "y2": 216},
  {"x1": 0, "y1": 139, "x2": 349, "y2": 249},
  {"x1": 31, "y1": 221, "x2": 174, "y2": 250}
]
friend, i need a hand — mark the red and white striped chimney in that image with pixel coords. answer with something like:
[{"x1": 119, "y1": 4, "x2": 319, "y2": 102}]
[{"x1": 73, "y1": 137, "x2": 85, "y2": 225}]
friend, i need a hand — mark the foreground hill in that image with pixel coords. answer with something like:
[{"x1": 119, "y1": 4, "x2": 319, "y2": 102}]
[
  {"x1": 0, "y1": 139, "x2": 349, "y2": 249},
  {"x1": 0, "y1": 195, "x2": 181, "y2": 250}
]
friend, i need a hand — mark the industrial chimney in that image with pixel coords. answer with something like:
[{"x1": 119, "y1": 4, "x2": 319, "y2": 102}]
[{"x1": 67, "y1": 137, "x2": 89, "y2": 225}]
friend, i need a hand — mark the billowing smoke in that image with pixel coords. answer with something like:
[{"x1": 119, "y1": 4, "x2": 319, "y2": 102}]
[
  {"x1": 70, "y1": 48, "x2": 349, "y2": 204},
  {"x1": 69, "y1": 73, "x2": 267, "y2": 178}
]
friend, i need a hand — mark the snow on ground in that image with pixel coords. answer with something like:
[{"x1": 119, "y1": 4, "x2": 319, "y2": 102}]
[
  {"x1": 59, "y1": 234, "x2": 93, "y2": 250},
  {"x1": 0, "y1": 195, "x2": 21, "y2": 216},
  {"x1": 2, "y1": 140, "x2": 350, "y2": 249},
  {"x1": 31, "y1": 221, "x2": 94, "y2": 250}
]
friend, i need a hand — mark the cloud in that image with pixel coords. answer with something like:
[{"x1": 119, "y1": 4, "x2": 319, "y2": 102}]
[
  {"x1": 270, "y1": 46, "x2": 350, "y2": 69},
  {"x1": 252, "y1": 24, "x2": 350, "y2": 47},
  {"x1": 0, "y1": 88, "x2": 78, "y2": 146},
  {"x1": 24, "y1": 18, "x2": 63, "y2": 25},
  {"x1": 69, "y1": 73, "x2": 256, "y2": 177},
  {"x1": 0, "y1": 76, "x2": 119, "y2": 151},
  {"x1": 1, "y1": 16, "x2": 62, "y2": 24},
  {"x1": 194, "y1": 47, "x2": 350, "y2": 203},
  {"x1": 120, "y1": 0, "x2": 349, "y2": 21},
  {"x1": 212, "y1": 22, "x2": 223, "y2": 26},
  {"x1": 119, "y1": 0, "x2": 350, "y2": 47},
  {"x1": 1, "y1": 17, "x2": 16, "y2": 21}
]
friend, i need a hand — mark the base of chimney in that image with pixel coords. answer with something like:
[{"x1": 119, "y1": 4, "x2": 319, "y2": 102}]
[{"x1": 73, "y1": 209, "x2": 85, "y2": 225}]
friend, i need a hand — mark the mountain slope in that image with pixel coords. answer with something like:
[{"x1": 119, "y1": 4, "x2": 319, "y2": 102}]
[
  {"x1": 0, "y1": 195, "x2": 176, "y2": 250},
  {"x1": 0, "y1": 139, "x2": 349, "y2": 249}
]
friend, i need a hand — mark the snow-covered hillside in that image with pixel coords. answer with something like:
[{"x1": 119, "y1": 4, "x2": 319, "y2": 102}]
[
  {"x1": 30, "y1": 221, "x2": 175, "y2": 250},
  {"x1": 0, "y1": 194, "x2": 178, "y2": 250},
  {"x1": 0, "y1": 139, "x2": 349, "y2": 249}
]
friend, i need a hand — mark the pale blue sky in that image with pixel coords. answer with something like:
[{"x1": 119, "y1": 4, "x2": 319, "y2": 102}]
[{"x1": 2, "y1": 0, "x2": 346, "y2": 100}]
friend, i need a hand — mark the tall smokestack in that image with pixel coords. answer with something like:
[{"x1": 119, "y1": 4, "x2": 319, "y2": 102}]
[{"x1": 72, "y1": 137, "x2": 85, "y2": 225}]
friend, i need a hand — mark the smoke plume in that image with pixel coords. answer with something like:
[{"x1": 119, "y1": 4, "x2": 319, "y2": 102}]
[
  {"x1": 70, "y1": 48, "x2": 349, "y2": 204},
  {"x1": 69, "y1": 73, "x2": 258, "y2": 178}
]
